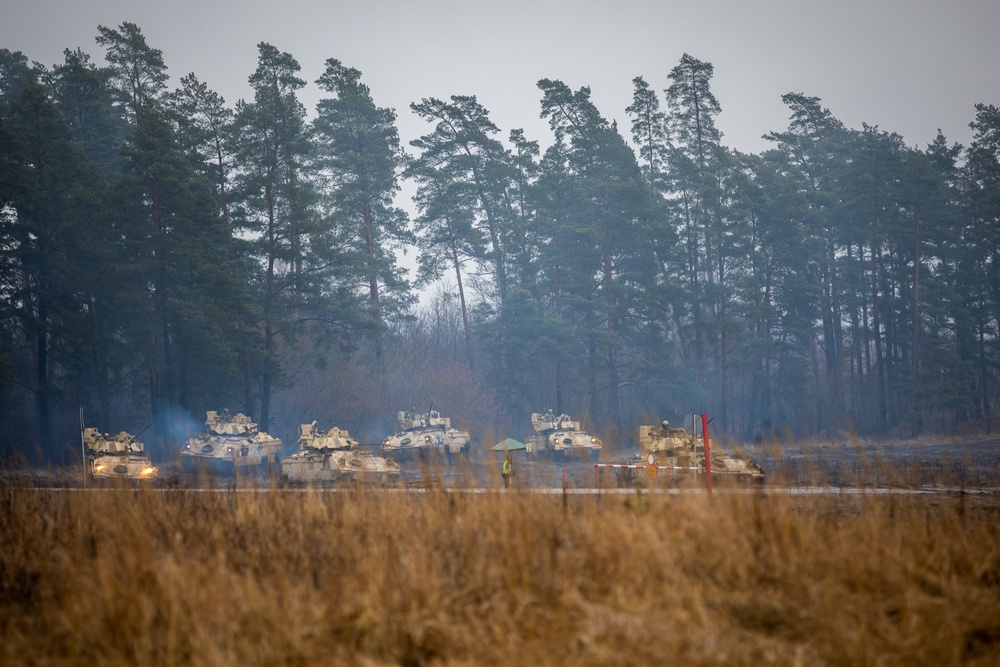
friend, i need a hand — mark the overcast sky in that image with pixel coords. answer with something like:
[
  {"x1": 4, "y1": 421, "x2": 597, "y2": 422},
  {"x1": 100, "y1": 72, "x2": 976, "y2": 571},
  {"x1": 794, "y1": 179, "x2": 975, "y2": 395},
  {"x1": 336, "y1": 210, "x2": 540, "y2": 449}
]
[{"x1": 4, "y1": 0, "x2": 999, "y2": 157}]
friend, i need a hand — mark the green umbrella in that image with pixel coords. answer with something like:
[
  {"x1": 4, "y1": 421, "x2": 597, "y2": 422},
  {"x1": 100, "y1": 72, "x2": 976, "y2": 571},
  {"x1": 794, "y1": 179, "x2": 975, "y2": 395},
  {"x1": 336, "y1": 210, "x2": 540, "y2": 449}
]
[{"x1": 490, "y1": 437, "x2": 527, "y2": 451}]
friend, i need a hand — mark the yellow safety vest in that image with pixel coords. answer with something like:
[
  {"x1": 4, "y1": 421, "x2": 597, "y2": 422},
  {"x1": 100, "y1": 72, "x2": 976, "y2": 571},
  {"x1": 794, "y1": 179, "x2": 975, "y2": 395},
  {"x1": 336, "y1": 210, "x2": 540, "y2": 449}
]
[{"x1": 502, "y1": 459, "x2": 512, "y2": 476}]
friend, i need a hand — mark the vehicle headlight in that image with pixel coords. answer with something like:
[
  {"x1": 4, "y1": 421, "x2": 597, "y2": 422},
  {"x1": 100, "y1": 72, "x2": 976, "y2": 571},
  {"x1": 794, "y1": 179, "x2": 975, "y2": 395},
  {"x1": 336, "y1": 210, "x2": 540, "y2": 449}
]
[{"x1": 141, "y1": 467, "x2": 155, "y2": 476}]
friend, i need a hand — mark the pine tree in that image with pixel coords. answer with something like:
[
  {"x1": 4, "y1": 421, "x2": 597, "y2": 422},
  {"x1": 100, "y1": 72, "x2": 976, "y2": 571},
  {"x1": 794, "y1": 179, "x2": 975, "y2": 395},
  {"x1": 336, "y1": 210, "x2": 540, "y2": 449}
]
[
  {"x1": 663, "y1": 54, "x2": 725, "y2": 393},
  {"x1": 409, "y1": 160, "x2": 483, "y2": 369},
  {"x1": 95, "y1": 22, "x2": 168, "y2": 126},
  {"x1": 312, "y1": 58, "x2": 412, "y2": 369},
  {"x1": 626, "y1": 75, "x2": 669, "y2": 193},
  {"x1": 0, "y1": 80, "x2": 102, "y2": 454},
  {"x1": 537, "y1": 78, "x2": 657, "y2": 429},
  {"x1": 410, "y1": 96, "x2": 515, "y2": 305},
  {"x1": 168, "y1": 73, "x2": 236, "y2": 228}
]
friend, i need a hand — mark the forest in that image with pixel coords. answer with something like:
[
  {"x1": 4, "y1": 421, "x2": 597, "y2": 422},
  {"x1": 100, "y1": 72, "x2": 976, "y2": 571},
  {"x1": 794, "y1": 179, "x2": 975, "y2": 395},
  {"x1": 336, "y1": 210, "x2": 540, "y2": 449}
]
[{"x1": 1, "y1": 22, "x2": 998, "y2": 462}]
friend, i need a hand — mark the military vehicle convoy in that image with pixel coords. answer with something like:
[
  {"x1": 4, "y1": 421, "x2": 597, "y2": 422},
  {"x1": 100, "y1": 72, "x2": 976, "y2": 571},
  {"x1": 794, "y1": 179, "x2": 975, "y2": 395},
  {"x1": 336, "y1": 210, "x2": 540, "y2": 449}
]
[
  {"x1": 179, "y1": 410, "x2": 282, "y2": 475},
  {"x1": 382, "y1": 409, "x2": 471, "y2": 458},
  {"x1": 616, "y1": 418, "x2": 764, "y2": 487},
  {"x1": 524, "y1": 411, "x2": 603, "y2": 460},
  {"x1": 83, "y1": 428, "x2": 157, "y2": 481},
  {"x1": 281, "y1": 421, "x2": 401, "y2": 485}
]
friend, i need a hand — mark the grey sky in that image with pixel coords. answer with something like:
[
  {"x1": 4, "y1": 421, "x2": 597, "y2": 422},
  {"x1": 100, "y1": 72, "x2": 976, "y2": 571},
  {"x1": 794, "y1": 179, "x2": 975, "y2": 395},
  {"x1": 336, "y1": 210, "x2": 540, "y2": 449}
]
[{"x1": 3, "y1": 0, "x2": 998, "y2": 157}]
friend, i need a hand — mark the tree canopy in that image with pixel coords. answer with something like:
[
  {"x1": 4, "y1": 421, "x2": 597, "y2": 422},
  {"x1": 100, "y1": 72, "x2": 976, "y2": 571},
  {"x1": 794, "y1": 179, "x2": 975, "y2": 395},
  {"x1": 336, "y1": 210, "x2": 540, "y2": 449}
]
[{"x1": 1, "y1": 26, "x2": 998, "y2": 461}]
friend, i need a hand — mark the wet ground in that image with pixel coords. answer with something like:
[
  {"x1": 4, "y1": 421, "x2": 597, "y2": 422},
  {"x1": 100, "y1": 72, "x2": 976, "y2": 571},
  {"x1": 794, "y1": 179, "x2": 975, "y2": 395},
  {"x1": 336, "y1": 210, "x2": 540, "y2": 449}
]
[
  {"x1": 393, "y1": 434, "x2": 1000, "y2": 491},
  {"x1": 750, "y1": 434, "x2": 1000, "y2": 488},
  {"x1": 6, "y1": 434, "x2": 999, "y2": 492}
]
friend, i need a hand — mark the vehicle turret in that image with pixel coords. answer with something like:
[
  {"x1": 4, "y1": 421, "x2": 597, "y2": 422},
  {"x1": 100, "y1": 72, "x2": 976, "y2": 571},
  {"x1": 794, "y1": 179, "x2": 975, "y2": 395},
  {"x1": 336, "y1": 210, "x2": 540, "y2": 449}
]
[
  {"x1": 525, "y1": 411, "x2": 602, "y2": 460},
  {"x1": 298, "y1": 421, "x2": 357, "y2": 451},
  {"x1": 617, "y1": 418, "x2": 763, "y2": 486},
  {"x1": 83, "y1": 427, "x2": 157, "y2": 480},
  {"x1": 383, "y1": 408, "x2": 471, "y2": 458},
  {"x1": 180, "y1": 410, "x2": 281, "y2": 475},
  {"x1": 282, "y1": 422, "x2": 401, "y2": 485}
]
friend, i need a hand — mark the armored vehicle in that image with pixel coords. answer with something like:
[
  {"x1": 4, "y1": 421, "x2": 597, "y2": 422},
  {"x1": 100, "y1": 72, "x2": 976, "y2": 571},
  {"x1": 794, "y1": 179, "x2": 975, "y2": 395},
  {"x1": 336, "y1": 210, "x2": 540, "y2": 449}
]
[
  {"x1": 524, "y1": 410, "x2": 603, "y2": 460},
  {"x1": 83, "y1": 428, "x2": 157, "y2": 481},
  {"x1": 180, "y1": 410, "x2": 281, "y2": 475},
  {"x1": 617, "y1": 419, "x2": 763, "y2": 487},
  {"x1": 382, "y1": 409, "x2": 471, "y2": 458},
  {"x1": 281, "y1": 421, "x2": 401, "y2": 485}
]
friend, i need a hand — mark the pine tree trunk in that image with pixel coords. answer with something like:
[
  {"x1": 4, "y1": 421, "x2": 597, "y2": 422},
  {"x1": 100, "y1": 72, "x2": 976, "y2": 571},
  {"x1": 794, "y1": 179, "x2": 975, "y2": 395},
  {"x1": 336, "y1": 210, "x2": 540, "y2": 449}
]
[
  {"x1": 871, "y1": 241, "x2": 888, "y2": 431},
  {"x1": 450, "y1": 239, "x2": 473, "y2": 370}
]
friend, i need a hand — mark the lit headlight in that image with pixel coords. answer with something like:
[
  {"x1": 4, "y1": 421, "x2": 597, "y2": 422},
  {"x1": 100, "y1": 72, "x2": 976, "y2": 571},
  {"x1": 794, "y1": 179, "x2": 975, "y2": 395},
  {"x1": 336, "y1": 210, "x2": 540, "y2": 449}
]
[
  {"x1": 95, "y1": 464, "x2": 105, "y2": 472},
  {"x1": 141, "y1": 467, "x2": 155, "y2": 476}
]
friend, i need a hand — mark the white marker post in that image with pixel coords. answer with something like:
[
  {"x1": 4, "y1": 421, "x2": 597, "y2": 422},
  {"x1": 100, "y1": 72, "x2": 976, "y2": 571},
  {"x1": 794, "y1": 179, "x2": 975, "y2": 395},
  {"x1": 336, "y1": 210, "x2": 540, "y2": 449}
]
[
  {"x1": 701, "y1": 413, "x2": 712, "y2": 495},
  {"x1": 79, "y1": 407, "x2": 87, "y2": 488}
]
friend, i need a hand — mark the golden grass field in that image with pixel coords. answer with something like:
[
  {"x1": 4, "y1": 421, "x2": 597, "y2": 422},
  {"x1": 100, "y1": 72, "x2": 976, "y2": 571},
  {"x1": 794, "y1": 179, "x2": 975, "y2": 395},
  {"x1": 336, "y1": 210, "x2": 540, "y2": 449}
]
[{"x1": 1, "y1": 475, "x2": 998, "y2": 666}]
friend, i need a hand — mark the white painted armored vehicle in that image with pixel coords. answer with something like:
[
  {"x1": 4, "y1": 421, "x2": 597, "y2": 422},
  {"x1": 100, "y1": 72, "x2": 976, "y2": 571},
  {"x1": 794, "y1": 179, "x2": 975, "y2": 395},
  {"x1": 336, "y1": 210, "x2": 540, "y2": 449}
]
[
  {"x1": 180, "y1": 410, "x2": 281, "y2": 475},
  {"x1": 84, "y1": 428, "x2": 157, "y2": 481},
  {"x1": 524, "y1": 410, "x2": 602, "y2": 461},
  {"x1": 382, "y1": 409, "x2": 471, "y2": 458},
  {"x1": 281, "y1": 421, "x2": 401, "y2": 485}
]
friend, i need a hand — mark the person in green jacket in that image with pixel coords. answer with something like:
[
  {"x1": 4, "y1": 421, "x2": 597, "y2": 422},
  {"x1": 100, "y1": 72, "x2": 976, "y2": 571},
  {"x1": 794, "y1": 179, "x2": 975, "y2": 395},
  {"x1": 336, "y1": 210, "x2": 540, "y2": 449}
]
[{"x1": 501, "y1": 452, "x2": 514, "y2": 488}]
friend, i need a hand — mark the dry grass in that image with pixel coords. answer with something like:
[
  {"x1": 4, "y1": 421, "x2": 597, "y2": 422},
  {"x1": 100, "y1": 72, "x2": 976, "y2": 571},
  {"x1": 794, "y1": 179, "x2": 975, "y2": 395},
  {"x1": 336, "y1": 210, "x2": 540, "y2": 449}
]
[{"x1": 1, "y1": 482, "x2": 998, "y2": 666}]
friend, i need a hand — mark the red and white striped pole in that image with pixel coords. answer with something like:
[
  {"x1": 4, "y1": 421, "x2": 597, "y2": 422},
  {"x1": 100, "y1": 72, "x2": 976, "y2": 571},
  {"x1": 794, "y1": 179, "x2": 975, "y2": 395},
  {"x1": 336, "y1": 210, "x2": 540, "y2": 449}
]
[{"x1": 702, "y1": 413, "x2": 712, "y2": 495}]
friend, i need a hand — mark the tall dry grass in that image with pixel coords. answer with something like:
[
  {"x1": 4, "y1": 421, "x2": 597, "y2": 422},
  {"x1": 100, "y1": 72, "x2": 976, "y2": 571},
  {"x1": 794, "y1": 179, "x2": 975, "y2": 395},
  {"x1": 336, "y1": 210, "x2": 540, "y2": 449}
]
[{"x1": 1, "y1": 483, "x2": 998, "y2": 666}]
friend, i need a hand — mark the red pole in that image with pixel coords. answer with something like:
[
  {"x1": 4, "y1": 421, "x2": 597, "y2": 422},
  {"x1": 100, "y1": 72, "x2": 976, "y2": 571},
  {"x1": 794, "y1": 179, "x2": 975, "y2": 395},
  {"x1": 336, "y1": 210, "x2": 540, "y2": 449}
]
[
  {"x1": 701, "y1": 413, "x2": 713, "y2": 495},
  {"x1": 562, "y1": 467, "x2": 568, "y2": 514}
]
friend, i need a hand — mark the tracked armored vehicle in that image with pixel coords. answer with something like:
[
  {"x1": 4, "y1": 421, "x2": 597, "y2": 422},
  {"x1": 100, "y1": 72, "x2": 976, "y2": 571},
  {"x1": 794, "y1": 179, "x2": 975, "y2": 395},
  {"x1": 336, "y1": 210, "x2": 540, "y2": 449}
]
[
  {"x1": 382, "y1": 409, "x2": 471, "y2": 459},
  {"x1": 281, "y1": 421, "x2": 401, "y2": 485},
  {"x1": 617, "y1": 418, "x2": 764, "y2": 487},
  {"x1": 84, "y1": 428, "x2": 157, "y2": 481},
  {"x1": 180, "y1": 410, "x2": 281, "y2": 475},
  {"x1": 524, "y1": 411, "x2": 602, "y2": 461}
]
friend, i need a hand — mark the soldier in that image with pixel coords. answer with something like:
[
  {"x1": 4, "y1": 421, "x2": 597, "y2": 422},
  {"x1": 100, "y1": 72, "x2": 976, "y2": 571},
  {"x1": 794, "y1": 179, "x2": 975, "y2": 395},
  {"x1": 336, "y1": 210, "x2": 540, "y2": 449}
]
[
  {"x1": 661, "y1": 420, "x2": 687, "y2": 437},
  {"x1": 501, "y1": 452, "x2": 514, "y2": 488}
]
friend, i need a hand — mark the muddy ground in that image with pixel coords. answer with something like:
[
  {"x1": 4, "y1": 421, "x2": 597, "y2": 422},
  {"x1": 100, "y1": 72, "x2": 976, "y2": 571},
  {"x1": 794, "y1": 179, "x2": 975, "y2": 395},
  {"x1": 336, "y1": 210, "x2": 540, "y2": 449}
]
[{"x1": 5, "y1": 433, "x2": 999, "y2": 491}]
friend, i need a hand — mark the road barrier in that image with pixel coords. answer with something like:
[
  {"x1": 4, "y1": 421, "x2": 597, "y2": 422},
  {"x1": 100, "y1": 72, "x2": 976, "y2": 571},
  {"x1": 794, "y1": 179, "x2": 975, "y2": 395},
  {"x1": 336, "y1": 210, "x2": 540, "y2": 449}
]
[{"x1": 593, "y1": 462, "x2": 704, "y2": 488}]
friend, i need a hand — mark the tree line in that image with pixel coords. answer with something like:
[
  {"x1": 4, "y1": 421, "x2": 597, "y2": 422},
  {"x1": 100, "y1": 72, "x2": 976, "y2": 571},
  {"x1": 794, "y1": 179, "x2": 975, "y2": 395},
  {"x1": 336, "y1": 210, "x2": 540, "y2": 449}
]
[{"x1": 2, "y1": 23, "x2": 998, "y2": 460}]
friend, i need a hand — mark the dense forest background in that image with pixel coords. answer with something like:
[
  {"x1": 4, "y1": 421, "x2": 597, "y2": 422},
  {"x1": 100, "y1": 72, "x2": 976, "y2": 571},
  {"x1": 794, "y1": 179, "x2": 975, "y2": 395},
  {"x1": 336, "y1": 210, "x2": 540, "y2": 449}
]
[{"x1": 2, "y1": 23, "x2": 998, "y2": 462}]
